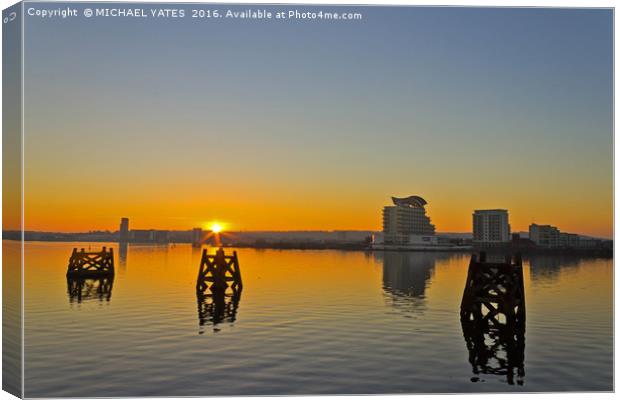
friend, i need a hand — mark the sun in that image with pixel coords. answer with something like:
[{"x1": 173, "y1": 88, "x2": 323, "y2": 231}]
[{"x1": 210, "y1": 223, "x2": 223, "y2": 233}]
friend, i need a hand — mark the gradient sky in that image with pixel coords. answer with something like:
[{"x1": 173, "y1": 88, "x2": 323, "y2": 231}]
[{"x1": 18, "y1": 4, "x2": 613, "y2": 237}]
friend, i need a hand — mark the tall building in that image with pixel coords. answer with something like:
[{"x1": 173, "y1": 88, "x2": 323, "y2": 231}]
[
  {"x1": 472, "y1": 210, "x2": 511, "y2": 245},
  {"x1": 383, "y1": 195, "x2": 435, "y2": 245},
  {"x1": 119, "y1": 217, "x2": 129, "y2": 242}
]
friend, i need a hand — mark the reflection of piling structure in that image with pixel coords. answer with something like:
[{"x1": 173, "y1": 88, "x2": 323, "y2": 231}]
[
  {"x1": 460, "y1": 252, "x2": 526, "y2": 385},
  {"x1": 66, "y1": 247, "x2": 115, "y2": 277},
  {"x1": 196, "y1": 286, "x2": 241, "y2": 332},
  {"x1": 67, "y1": 276, "x2": 114, "y2": 303},
  {"x1": 196, "y1": 248, "x2": 243, "y2": 332}
]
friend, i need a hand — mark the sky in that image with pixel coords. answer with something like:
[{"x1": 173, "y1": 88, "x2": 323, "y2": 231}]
[{"x1": 16, "y1": 4, "x2": 613, "y2": 237}]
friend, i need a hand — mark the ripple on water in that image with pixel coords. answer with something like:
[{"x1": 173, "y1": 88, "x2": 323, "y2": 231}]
[{"x1": 18, "y1": 243, "x2": 613, "y2": 396}]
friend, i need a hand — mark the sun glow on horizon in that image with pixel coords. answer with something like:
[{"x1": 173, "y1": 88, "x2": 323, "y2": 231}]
[{"x1": 208, "y1": 222, "x2": 224, "y2": 233}]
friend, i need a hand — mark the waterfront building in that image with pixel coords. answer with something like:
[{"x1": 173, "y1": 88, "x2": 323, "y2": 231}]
[
  {"x1": 472, "y1": 209, "x2": 511, "y2": 246},
  {"x1": 529, "y1": 224, "x2": 580, "y2": 248},
  {"x1": 529, "y1": 224, "x2": 560, "y2": 248},
  {"x1": 560, "y1": 232, "x2": 580, "y2": 248},
  {"x1": 130, "y1": 229, "x2": 169, "y2": 244},
  {"x1": 373, "y1": 196, "x2": 469, "y2": 250},
  {"x1": 382, "y1": 195, "x2": 436, "y2": 245}
]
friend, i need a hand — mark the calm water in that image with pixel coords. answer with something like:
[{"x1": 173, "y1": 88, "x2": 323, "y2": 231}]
[{"x1": 15, "y1": 241, "x2": 613, "y2": 396}]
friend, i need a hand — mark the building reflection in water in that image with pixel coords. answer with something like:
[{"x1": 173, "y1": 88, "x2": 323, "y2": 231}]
[
  {"x1": 377, "y1": 252, "x2": 449, "y2": 314},
  {"x1": 526, "y1": 254, "x2": 583, "y2": 284},
  {"x1": 118, "y1": 242, "x2": 128, "y2": 271},
  {"x1": 196, "y1": 287, "x2": 241, "y2": 334},
  {"x1": 67, "y1": 276, "x2": 114, "y2": 304}
]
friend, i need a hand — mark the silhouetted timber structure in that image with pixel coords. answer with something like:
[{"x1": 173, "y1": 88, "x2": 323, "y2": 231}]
[
  {"x1": 196, "y1": 248, "x2": 243, "y2": 332},
  {"x1": 66, "y1": 247, "x2": 114, "y2": 277},
  {"x1": 460, "y1": 252, "x2": 526, "y2": 384},
  {"x1": 196, "y1": 248, "x2": 242, "y2": 292},
  {"x1": 67, "y1": 276, "x2": 114, "y2": 303},
  {"x1": 460, "y1": 252, "x2": 525, "y2": 327}
]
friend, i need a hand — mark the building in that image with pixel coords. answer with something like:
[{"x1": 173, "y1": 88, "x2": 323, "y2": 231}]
[
  {"x1": 559, "y1": 232, "x2": 580, "y2": 248},
  {"x1": 529, "y1": 224, "x2": 581, "y2": 249},
  {"x1": 119, "y1": 217, "x2": 129, "y2": 242},
  {"x1": 472, "y1": 209, "x2": 511, "y2": 246},
  {"x1": 382, "y1": 195, "x2": 436, "y2": 245},
  {"x1": 529, "y1": 224, "x2": 560, "y2": 248},
  {"x1": 130, "y1": 229, "x2": 169, "y2": 244}
]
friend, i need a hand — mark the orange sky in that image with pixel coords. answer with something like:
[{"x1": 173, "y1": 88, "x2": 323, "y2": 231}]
[
  {"x1": 17, "y1": 178, "x2": 613, "y2": 238},
  {"x1": 12, "y1": 7, "x2": 613, "y2": 239}
]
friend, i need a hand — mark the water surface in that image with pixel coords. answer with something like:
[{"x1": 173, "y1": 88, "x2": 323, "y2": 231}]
[{"x1": 17, "y1": 241, "x2": 612, "y2": 396}]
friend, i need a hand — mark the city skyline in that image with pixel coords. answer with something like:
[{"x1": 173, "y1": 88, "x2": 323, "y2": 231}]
[
  {"x1": 10, "y1": 6, "x2": 613, "y2": 238},
  {"x1": 8, "y1": 204, "x2": 612, "y2": 240}
]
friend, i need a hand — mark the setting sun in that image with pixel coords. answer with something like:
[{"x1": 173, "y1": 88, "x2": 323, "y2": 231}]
[{"x1": 209, "y1": 223, "x2": 223, "y2": 233}]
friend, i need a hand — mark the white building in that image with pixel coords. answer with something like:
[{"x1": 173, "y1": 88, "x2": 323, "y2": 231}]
[
  {"x1": 382, "y1": 195, "x2": 435, "y2": 245},
  {"x1": 472, "y1": 209, "x2": 511, "y2": 245}
]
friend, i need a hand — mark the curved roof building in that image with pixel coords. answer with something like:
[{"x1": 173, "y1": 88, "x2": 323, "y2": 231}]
[
  {"x1": 383, "y1": 195, "x2": 436, "y2": 242},
  {"x1": 391, "y1": 195, "x2": 428, "y2": 208}
]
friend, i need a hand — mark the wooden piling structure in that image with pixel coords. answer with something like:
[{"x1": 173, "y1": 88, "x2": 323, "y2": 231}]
[
  {"x1": 460, "y1": 252, "x2": 525, "y2": 328},
  {"x1": 196, "y1": 286, "x2": 241, "y2": 331},
  {"x1": 66, "y1": 247, "x2": 115, "y2": 277},
  {"x1": 196, "y1": 248, "x2": 242, "y2": 293},
  {"x1": 195, "y1": 248, "x2": 243, "y2": 332},
  {"x1": 460, "y1": 252, "x2": 526, "y2": 385}
]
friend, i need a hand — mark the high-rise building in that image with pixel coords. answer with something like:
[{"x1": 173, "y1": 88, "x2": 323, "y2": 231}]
[
  {"x1": 119, "y1": 217, "x2": 129, "y2": 242},
  {"x1": 383, "y1": 196, "x2": 435, "y2": 244},
  {"x1": 472, "y1": 210, "x2": 511, "y2": 245}
]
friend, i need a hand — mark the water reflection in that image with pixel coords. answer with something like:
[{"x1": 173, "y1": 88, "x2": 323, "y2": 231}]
[
  {"x1": 377, "y1": 252, "x2": 450, "y2": 313},
  {"x1": 21, "y1": 243, "x2": 613, "y2": 394},
  {"x1": 67, "y1": 276, "x2": 114, "y2": 304},
  {"x1": 527, "y1": 254, "x2": 585, "y2": 284},
  {"x1": 118, "y1": 242, "x2": 128, "y2": 270},
  {"x1": 196, "y1": 287, "x2": 242, "y2": 334},
  {"x1": 461, "y1": 317, "x2": 526, "y2": 385}
]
